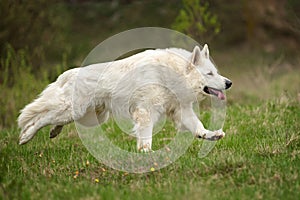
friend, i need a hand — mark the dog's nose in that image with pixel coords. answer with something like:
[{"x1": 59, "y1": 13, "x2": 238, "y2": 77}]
[{"x1": 225, "y1": 79, "x2": 232, "y2": 89}]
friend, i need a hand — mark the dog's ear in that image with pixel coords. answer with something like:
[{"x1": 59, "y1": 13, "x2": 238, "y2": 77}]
[
  {"x1": 201, "y1": 44, "x2": 209, "y2": 59},
  {"x1": 191, "y1": 46, "x2": 201, "y2": 66},
  {"x1": 187, "y1": 45, "x2": 201, "y2": 74}
]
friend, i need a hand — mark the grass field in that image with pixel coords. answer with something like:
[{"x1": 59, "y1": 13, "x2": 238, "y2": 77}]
[
  {"x1": 1, "y1": 1, "x2": 300, "y2": 199},
  {"x1": 1, "y1": 24, "x2": 300, "y2": 199},
  {"x1": 1, "y1": 47, "x2": 300, "y2": 199},
  {"x1": 1, "y1": 96, "x2": 299, "y2": 199}
]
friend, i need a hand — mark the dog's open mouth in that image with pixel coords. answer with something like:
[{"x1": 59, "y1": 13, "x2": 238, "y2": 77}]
[{"x1": 204, "y1": 86, "x2": 225, "y2": 100}]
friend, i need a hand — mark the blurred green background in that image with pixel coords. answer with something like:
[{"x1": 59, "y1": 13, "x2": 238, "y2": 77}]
[
  {"x1": 1, "y1": 0, "x2": 300, "y2": 128},
  {"x1": 1, "y1": 1, "x2": 300, "y2": 200}
]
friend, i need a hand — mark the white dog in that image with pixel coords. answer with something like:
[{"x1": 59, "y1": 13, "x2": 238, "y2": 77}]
[{"x1": 18, "y1": 44, "x2": 232, "y2": 151}]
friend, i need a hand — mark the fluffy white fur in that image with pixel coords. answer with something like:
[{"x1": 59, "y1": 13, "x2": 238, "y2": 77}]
[{"x1": 18, "y1": 44, "x2": 232, "y2": 151}]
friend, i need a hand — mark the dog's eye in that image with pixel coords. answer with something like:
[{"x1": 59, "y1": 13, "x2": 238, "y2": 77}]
[{"x1": 207, "y1": 71, "x2": 213, "y2": 76}]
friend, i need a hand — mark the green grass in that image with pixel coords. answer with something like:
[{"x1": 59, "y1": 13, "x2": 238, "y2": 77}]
[
  {"x1": 1, "y1": 1, "x2": 300, "y2": 199},
  {"x1": 1, "y1": 99, "x2": 299, "y2": 200},
  {"x1": 1, "y1": 43, "x2": 299, "y2": 200}
]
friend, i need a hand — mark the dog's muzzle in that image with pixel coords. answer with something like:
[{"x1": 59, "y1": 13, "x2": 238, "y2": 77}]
[
  {"x1": 203, "y1": 86, "x2": 225, "y2": 100},
  {"x1": 203, "y1": 80, "x2": 232, "y2": 100},
  {"x1": 225, "y1": 79, "x2": 232, "y2": 90}
]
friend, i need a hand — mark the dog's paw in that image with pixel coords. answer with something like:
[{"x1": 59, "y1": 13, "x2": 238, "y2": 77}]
[
  {"x1": 196, "y1": 129, "x2": 225, "y2": 141},
  {"x1": 210, "y1": 129, "x2": 225, "y2": 141},
  {"x1": 139, "y1": 147, "x2": 154, "y2": 153},
  {"x1": 138, "y1": 144, "x2": 154, "y2": 153},
  {"x1": 49, "y1": 125, "x2": 63, "y2": 139}
]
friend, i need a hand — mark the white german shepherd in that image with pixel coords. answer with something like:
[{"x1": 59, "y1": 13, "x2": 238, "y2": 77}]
[{"x1": 18, "y1": 44, "x2": 232, "y2": 151}]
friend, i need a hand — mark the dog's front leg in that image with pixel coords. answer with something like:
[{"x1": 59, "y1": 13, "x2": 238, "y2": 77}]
[
  {"x1": 180, "y1": 106, "x2": 225, "y2": 141},
  {"x1": 135, "y1": 124, "x2": 153, "y2": 152},
  {"x1": 132, "y1": 108, "x2": 153, "y2": 152}
]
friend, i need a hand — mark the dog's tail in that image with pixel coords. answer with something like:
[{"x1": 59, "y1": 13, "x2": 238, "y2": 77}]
[
  {"x1": 18, "y1": 68, "x2": 78, "y2": 144},
  {"x1": 18, "y1": 92, "x2": 50, "y2": 130},
  {"x1": 17, "y1": 82, "x2": 57, "y2": 144}
]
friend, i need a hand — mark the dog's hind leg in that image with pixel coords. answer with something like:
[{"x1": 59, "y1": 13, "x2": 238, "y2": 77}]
[
  {"x1": 49, "y1": 125, "x2": 64, "y2": 139},
  {"x1": 96, "y1": 106, "x2": 109, "y2": 124},
  {"x1": 76, "y1": 105, "x2": 109, "y2": 127}
]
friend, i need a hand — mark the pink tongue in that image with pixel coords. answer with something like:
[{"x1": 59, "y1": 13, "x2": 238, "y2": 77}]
[
  {"x1": 208, "y1": 88, "x2": 226, "y2": 100},
  {"x1": 217, "y1": 91, "x2": 225, "y2": 100},
  {"x1": 210, "y1": 88, "x2": 225, "y2": 100}
]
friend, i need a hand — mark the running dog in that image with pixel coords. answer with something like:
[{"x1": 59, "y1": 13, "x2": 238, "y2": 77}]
[{"x1": 18, "y1": 44, "x2": 232, "y2": 151}]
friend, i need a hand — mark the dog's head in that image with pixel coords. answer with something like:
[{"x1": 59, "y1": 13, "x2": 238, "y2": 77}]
[{"x1": 187, "y1": 44, "x2": 232, "y2": 100}]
